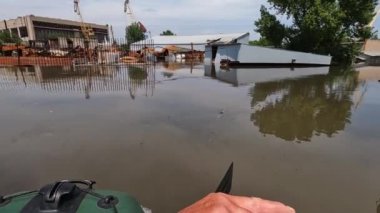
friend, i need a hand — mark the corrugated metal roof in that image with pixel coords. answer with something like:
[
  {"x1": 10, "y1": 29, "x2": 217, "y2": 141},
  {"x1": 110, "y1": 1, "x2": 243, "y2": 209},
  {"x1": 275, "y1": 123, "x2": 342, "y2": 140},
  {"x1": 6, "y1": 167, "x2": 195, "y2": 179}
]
[{"x1": 133, "y1": 33, "x2": 249, "y2": 45}]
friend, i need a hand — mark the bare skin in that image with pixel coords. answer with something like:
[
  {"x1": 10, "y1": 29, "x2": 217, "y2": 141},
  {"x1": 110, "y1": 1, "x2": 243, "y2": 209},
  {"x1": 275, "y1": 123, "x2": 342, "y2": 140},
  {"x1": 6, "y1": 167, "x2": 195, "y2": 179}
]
[{"x1": 179, "y1": 193, "x2": 296, "y2": 213}]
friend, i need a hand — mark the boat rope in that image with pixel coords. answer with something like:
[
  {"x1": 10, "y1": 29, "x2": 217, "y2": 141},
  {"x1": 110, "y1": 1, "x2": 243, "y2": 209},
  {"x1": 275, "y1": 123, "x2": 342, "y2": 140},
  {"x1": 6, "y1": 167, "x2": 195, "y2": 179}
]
[{"x1": 1, "y1": 190, "x2": 38, "y2": 203}]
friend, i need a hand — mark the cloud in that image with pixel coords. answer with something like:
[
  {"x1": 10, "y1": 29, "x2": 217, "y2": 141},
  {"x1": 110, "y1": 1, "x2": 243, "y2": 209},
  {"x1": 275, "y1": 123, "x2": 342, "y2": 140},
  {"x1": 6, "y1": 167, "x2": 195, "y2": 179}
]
[
  {"x1": 0, "y1": 0, "x2": 267, "y2": 38},
  {"x1": 1, "y1": 0, "x2": 379, "y2": 39}
]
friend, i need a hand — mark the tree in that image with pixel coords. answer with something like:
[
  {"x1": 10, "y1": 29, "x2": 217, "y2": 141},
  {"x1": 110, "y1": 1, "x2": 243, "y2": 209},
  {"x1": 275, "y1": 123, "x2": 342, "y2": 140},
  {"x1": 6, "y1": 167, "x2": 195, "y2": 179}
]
[
  {"x1": 254, "y1": 0, "x2": 378, "y2": 64},
  {"x1": 126, "y1": 23, "x2": 145, "y2": 45},
  {"x1": 249, "y1": 38, "x2": 273, "y2": 47},
  {"x1": 160, "y1": 30, "x2": 175, "y2": 36},
  {"x1": 0, "y1": 31, "x2": 22, "y2": 46},
  {"x1": 254, "y1": 6, "x2": 286, "y2": 47},
  {"x1": 371, "y1": 32, "x2": 379, "y2": 39}
]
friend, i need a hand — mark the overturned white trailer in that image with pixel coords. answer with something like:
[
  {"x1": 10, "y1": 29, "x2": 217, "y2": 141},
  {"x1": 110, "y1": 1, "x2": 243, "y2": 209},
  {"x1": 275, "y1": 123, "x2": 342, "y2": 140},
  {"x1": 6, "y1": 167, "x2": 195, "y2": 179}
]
[{"x1": 205, "y1": 38, "x2": 332, "y2": 67}]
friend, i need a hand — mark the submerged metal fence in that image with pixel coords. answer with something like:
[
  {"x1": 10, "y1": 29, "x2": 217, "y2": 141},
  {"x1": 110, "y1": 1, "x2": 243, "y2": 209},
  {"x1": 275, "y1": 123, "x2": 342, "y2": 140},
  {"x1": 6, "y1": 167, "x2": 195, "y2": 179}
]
[{"x1": 0, "y1": 37, "x2": 155, "y2": 66}]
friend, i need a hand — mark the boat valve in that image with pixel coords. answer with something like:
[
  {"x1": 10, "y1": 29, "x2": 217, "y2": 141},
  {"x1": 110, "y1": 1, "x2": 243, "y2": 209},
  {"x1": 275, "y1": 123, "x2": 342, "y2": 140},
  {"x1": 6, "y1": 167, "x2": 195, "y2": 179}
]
[
  {"x1": 97, "y1": 195, "x2": 119, "y2": 209},
  {"x1": 105, "y1": 196, "x2": 115, "y2": 204}
]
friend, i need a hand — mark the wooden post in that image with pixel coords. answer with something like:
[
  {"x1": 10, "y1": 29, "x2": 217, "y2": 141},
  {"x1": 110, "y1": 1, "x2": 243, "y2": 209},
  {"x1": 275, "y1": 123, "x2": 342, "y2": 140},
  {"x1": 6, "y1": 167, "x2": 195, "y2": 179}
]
[
  {"x1": 191, "y1": 42, "x2": 194, "y2": 60},
  {"x1": 17, "y1": 44, "x2": 21, "y2": 66}
]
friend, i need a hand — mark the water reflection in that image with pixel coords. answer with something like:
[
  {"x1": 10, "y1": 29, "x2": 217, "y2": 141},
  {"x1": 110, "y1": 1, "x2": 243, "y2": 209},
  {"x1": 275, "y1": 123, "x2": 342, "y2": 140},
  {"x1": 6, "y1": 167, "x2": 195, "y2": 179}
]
[
  {"x1": 0, "y1": 64, "x2": 368, "y2": 142},
  {"x1": 204, "y1": 65, "x2": 330, "y2": 86},
  {"x1": 249, "y1": 70, "x2": 360, "y2": 142},
  {"x1": 0, "y1": 63, "x2": 378, "y2": 212},
  {"x1": 160, "y1": 62, "x2": 205, "y2": 79},
  {"x1": 0, "y1": 65, "x2": 155, "y2": 99},
  {"x1": 204, "y1": 65, "x2": 363, "y2": 142}
]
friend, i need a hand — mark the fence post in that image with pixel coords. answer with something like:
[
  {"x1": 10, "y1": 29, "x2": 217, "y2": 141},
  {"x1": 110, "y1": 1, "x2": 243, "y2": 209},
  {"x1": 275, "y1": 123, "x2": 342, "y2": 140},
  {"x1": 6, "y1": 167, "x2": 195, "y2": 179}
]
[{"x1": 17, "y1": 44, "x2": 21, "y2": 66}]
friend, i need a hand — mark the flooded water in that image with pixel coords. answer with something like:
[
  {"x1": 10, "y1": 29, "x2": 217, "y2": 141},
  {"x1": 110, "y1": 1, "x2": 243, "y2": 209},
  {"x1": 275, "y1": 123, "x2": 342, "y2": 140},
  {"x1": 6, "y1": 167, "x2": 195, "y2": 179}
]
[{"x1": 0, "y1": 63, "x2": 379, "y2": 212}]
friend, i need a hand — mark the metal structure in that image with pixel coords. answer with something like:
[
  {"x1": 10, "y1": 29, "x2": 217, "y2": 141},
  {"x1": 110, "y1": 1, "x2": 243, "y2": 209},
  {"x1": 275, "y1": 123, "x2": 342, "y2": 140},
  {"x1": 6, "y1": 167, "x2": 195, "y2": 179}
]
[
  {"x1": 124, "y1": 0, "x2": 136, "y2": 26},
  {"x1": 109, "y1": 25, "x2": 115, "y2": 43},
  {"x1": 124, "y1": 0, "x2": 147, "y2": 33},
  {"x1": 74, "y1": 0, "x2": 95, "y2": 40}
]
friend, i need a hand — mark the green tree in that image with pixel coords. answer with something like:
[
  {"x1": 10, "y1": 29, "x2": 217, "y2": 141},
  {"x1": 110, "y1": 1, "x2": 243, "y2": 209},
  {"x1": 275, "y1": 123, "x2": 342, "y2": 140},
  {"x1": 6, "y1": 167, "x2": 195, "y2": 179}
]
[
  {"x1": 249, "y1": 38, "x2": 273, "y2": 47},
  {"x1": 0, "y1": 31, "x2": 22, "y2": 46},
  {"x1": 160, "y1": 30, "x2": 175, "y2": 36},
  {"x1": 371, "y1": 32, "x2": 379, "y2": 39},
  {"x1": 254, "y1": 0, "x2": 378, "y2": 64},
  {"x1": 126, "y1": 23, "x2": 145, "y2": 45},
  {"x1": 254, "y1": 6, "x2": 286, "y2": 47}
]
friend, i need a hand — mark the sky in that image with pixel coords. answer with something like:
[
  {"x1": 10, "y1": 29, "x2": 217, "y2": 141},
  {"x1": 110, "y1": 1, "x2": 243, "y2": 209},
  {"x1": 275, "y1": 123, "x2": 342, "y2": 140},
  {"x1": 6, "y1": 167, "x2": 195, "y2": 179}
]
[{"x1": 1, "y1": 0, "x2": 379, "y2": 39}]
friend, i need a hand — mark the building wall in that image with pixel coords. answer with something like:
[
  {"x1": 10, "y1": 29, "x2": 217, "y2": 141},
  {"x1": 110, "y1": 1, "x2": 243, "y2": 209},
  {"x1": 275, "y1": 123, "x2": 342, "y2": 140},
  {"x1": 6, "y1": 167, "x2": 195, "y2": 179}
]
[
  {"x1": 363, "y1": 40, "x2": 380, "y2": 52},
  {"x1": 204, "y1": 46, "x2": 212, "y2": 64},
  {"x1": 213, "y1": 44, "x2": 332, "y2": 66},
  {"x1": 236, "y1": 34, "x2": 249, "y2": 45},
  {"x1": 0, "y1": 15, "x2": 108, "y2": 43},
  {"x1": 368, "y1": 56, "x2": 380, "y2": 65},
  {"x1": 214, "y1": 45, "x2": 240, "y2": 65},
  {"x1": 237, "y1": 44, "x2": 332, "y2": 65},
  {"x1": 0, "y1": 17, "x2": 30, "y2": 41}
]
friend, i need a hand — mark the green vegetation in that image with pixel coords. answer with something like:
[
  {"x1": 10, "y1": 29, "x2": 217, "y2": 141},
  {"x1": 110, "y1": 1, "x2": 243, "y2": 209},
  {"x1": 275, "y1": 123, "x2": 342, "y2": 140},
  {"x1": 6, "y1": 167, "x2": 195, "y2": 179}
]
[
  {"x1": 126, "y1": 23, "x2": 145, "y2": 45},
  {"x1": 249, "y1": 39, "x2": 272, "y2": 47},
  {"x1": 128, "y1": 66, "x2": 148, "y2": 81},
  {"x1": 254, "y1": 6, "x2": 286, "y2": 48},
  {"x1": 160, "y1": 30, "x2": 175, "y2": 36},
  {"x1": 254, "y1": 0, "x2": 378, "y2": 64},
  {"x1": 0, "y1": 31, "x2": 22, "y2": 46}
]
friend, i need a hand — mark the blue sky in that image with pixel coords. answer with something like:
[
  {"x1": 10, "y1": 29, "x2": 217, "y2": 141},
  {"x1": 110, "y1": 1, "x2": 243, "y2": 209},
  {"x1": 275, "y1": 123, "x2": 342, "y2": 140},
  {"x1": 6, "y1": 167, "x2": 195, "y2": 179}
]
[{"x1": 1, "y1": 0, "x2": 379, "y2": 39}]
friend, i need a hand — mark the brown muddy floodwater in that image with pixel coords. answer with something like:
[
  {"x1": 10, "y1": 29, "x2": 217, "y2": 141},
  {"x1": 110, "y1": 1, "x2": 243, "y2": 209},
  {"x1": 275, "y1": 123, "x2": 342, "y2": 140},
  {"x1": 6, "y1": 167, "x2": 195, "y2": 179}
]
[{"x1": 0, "y1": 63, "x2": 379, "y2": 212}]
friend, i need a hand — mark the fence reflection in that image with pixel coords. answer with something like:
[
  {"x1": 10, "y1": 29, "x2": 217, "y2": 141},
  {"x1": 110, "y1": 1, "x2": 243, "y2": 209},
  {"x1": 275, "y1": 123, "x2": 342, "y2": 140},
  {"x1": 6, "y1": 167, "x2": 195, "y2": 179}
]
[{"x1": 0, "y1": 65, "x2": 155, "y2": 99}]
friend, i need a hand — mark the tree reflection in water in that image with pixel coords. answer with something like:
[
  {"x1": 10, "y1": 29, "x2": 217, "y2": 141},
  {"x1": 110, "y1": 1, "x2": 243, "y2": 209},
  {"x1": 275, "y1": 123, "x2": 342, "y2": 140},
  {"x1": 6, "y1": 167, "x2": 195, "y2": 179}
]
[{"x1": 250, "y1": 69, "x2": 360, "y2": 142}]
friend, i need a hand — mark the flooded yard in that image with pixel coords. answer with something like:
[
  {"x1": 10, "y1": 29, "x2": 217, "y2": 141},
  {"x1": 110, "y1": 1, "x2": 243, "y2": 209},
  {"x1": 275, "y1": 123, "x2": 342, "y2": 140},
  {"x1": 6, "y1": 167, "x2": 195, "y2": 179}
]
[{"x1": 0, "y1": 63, "x2": 379, "y2": 212}]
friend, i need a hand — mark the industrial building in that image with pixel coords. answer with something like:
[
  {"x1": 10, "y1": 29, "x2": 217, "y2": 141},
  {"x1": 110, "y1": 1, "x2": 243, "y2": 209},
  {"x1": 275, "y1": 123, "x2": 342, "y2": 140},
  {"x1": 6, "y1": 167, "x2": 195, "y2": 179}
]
[{"x1": 0, "y1": 15, "x2": 109, "y2": 46}]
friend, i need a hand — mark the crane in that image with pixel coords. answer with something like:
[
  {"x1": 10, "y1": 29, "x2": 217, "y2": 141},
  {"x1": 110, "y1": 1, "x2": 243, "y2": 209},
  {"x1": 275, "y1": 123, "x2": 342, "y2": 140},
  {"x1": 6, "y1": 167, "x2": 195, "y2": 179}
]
[
  {"x1": 74, "y1": 0, "x2": 95, "y2": 41},
  {"x1": 109, "y1": 25, "x2": 115, "y2": 43},
  {"x1": 124, "y1": 0, "x2": 147, "y2": 33},
  {"x1": 124, "y1": 0, "x2": 136, "y2": 26}
]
